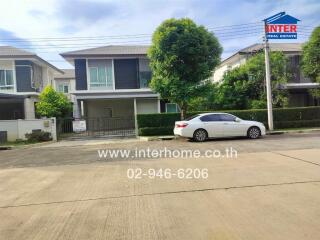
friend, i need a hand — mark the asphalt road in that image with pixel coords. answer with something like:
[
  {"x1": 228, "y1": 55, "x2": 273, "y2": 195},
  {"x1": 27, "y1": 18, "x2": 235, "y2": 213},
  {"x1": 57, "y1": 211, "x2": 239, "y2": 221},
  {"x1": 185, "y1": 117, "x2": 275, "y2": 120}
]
[{"x1": 0, "y1": 132, "x2": 320, "y2": 240}]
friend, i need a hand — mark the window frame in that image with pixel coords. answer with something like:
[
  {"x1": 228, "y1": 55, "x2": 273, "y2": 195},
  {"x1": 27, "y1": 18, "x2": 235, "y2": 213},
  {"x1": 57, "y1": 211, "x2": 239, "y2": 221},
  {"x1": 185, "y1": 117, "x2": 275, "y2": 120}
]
[
  {"x1": 200, "y1": 114, "x2": 221, "y2": 122},
  {"x1": 57, "y1": 82, "x2": 69, "y2": 93},
  {"x1": 219, "y1": 114, "x2": 237, "y2": 122},
  {"x1": 88, "y1": 61, "x2": 113, "y2": 90},
  {"x1": 165, "y1": 103, "x2": 179, "y2": 113},
  {"x1": 0, "y1": 69, "x2": 14, "y2": 90}
]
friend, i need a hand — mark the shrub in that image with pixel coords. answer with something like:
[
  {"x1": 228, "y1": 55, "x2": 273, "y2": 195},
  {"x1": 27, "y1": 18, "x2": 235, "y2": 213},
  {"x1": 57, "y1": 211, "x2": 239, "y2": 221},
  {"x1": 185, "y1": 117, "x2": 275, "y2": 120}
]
[
  {"x1": 138, "y1": 127, "x2": 174, "y2": 136},
  {"x1": 25, "y1": 131, "x2": 52, "y2": 143}
]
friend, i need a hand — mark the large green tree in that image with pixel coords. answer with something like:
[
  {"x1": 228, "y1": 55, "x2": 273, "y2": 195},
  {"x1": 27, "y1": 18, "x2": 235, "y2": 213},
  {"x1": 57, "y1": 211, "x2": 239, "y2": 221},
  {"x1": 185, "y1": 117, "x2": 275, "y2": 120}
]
[
  {"x1": 302, "y1": 26, "x2": 320, "y2": 98},
  {"x1": 36, "y1": 86, "x2": 72, "y2": 118},
  {"x1": 148, "y1": 18, "x2": 222, "y2": 119},
  {"x1": 214, "y1": 51, "x2": 290, "y2": 110}
]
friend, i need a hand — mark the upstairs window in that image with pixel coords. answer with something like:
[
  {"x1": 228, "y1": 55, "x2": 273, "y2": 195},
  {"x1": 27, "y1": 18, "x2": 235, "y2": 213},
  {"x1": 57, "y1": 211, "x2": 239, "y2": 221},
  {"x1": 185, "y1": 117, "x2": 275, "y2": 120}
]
[
  {"x1": 88, "y1": 59, "x2": 113, "y2": 90},
  {"x1": 0, "y1": 69, "x2": 14, "y2": 90},
  {"x1": 139, "y1": 59, "x2": 152, "y2": 88},
  {"x1": 57, "y1": 83, "x2": 69, "y2": 93}
]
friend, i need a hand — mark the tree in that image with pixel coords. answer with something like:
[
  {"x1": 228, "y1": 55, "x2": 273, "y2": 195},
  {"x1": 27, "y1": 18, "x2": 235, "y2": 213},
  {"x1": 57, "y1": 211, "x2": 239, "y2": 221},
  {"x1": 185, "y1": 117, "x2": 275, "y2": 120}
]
[
  {"x1": 36, "y1": 86, "x2": 72, "y2": 118},
  {"x1": 302, "y1": 26, "x2": 320, "y2": 98},
  {"x1": 214, "y1": 51, "x2": 290, "y2": 110},
  {"x1": 148, "y1": 18, "x2": 222, "y2": 119}
]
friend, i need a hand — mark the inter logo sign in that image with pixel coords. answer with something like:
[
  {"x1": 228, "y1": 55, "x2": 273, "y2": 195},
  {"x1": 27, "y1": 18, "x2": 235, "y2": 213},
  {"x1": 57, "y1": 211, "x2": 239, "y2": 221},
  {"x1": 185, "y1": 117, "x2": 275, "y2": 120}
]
[{"x1": 264, "y1": 12, "x2": 300, "y2": 39}]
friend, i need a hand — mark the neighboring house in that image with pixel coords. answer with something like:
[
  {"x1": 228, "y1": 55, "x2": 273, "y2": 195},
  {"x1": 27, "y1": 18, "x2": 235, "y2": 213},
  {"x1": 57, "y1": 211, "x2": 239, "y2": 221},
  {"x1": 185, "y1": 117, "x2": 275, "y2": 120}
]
[
  {"x1": 0, "y1": 46, "x2": 63, "y2": 120},
  {"x1": 212, "y1": 43, "x2": 320, "y2": 107},
  {"x1": 61, "y1": 45, "x2": 178, "y2": 132},
  {"x1": 53, "y1": 69, "x2": 76, "y2": 102}
]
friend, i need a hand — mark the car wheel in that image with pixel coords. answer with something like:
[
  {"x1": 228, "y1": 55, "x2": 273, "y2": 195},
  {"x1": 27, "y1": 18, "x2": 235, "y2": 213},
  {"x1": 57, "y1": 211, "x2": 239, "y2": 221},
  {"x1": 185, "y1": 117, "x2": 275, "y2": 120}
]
[
  {"x1": 247, "y1": 127, "x2": 261, "y2": 139},
  {"x1": 193, "y1": 129, "x2": 208, "y2": 142}
]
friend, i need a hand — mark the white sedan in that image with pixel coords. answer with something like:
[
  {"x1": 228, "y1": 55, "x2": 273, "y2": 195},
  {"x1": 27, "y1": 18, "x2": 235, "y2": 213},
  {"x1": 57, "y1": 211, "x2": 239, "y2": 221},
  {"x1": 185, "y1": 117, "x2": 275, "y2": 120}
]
[{"x1": 174, "y1": 113, "x2": 266, "y2": 142}]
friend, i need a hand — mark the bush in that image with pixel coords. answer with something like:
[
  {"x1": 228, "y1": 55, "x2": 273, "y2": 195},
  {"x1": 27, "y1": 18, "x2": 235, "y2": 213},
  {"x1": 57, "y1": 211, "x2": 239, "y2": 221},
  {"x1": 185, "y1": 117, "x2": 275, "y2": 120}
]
[
  {"x1": 274, "y1": 119, "x2": 320, "y2": 129},
  {"x1": 137, "y1": 107, "x2": 320, "y2": 135},
  {"x1": 25, "y1": 131, "x2": 52, "y2": 143},
  {"x1": 138, "y1": 127, "x2": 174, "y2": 136}
]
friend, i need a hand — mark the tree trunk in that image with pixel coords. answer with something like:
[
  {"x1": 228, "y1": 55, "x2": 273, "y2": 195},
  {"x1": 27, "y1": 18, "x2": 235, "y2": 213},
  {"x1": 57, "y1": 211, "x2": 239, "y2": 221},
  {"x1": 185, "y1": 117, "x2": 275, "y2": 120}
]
[{"x1": 180, "y1": 105, "x2": 187, "y2": 120}]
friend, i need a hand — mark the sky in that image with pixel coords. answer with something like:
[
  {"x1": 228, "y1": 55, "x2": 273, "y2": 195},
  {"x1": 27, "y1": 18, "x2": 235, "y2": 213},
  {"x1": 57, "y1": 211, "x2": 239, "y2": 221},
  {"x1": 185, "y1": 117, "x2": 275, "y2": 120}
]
[{"x1": 0, "y1": 0, "x2": 319, "y2": 69}]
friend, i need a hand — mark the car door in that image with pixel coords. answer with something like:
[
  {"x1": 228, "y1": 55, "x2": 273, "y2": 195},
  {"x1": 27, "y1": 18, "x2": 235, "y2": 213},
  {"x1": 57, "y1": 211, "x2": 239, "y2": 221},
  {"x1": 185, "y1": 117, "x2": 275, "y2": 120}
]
[
  {"x1": 199, "y1": 114, "x2": 224, "y2": 137},
  {"x1": 219, "y1": 114, "x2": 244, "y2": 136}
]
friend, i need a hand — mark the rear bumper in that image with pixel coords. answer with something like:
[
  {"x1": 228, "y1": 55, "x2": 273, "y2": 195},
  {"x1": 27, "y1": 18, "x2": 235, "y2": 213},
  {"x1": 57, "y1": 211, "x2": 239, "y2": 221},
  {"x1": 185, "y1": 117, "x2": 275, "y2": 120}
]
[{"x1": 174, "y1": 127, "x2": 194, "y2": 138}]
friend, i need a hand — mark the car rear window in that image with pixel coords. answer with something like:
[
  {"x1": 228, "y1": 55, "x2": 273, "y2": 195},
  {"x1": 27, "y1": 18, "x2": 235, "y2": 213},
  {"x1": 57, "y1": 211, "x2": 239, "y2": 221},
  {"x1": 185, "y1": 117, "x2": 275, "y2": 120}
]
[{"x1": 185, "y1": 114, "x2": 200, "y2": 121}]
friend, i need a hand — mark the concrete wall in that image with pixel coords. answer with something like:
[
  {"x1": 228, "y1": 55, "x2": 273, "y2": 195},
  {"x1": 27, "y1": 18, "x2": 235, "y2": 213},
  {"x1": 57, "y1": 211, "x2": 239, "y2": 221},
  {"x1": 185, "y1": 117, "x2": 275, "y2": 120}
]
[
  {"x1": 0, "y1": 118, "x2": 57, "y2": 141},
  {"x1": 136, "y1": 98, "x2": 159, "y2": 114}
]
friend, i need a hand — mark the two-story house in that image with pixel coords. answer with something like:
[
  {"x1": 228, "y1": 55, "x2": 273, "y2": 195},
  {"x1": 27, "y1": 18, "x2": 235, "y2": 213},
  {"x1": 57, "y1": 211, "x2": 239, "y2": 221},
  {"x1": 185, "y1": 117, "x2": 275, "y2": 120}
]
[
  {"x1": 0, "y1": 46, "x2": 63, "y2": 120},
  {"x1": 53, "y1": 69, "x2": 76, "y2": 103},
  {"x1": 60, "y1": 45, "x2": 163, "y2": 133},
  {"x1": 212, "y1": 43, "x2": 320, "y2": 107}
]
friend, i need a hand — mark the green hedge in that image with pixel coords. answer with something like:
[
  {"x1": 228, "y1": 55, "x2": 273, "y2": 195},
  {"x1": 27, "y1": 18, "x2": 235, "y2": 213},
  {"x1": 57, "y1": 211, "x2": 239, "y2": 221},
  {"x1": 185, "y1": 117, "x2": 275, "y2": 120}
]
[
  {"x1": 138, "y1": 127, "x2": 174, "y2": 136},
  {"x1": 137, "y1": 107, "x2": 320, "y2": 136}
]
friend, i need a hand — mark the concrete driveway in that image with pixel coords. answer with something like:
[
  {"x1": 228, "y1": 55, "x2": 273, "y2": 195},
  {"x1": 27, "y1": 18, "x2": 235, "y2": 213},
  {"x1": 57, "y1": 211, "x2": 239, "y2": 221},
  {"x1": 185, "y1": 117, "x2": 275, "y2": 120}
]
[{"x1": 0, "y1": 133, "x2": 320, "y2": 240}]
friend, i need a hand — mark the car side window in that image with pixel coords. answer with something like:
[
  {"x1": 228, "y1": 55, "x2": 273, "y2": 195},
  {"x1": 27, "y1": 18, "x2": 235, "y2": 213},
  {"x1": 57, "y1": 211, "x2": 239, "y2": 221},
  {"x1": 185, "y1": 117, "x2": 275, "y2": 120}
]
[
  {"x1": 200, "y1": 114, "x2": 221, "y2": 122},
  {"x1": 220, "y1": 114, "x2": 236, "y2": 122}
]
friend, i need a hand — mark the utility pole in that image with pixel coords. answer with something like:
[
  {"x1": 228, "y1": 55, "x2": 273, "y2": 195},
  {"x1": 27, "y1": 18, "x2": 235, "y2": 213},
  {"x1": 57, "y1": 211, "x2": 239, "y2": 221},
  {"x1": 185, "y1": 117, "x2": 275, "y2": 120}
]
[{"x1": 263, "y1": 21, "x2": 274, "y2": 131}]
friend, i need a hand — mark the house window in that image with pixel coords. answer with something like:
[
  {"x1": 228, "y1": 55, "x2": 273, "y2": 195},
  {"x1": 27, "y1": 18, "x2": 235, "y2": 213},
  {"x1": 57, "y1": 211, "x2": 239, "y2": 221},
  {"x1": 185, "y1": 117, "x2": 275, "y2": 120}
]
[
  {"x1": 88, "y1": 60, "x2": 113, "y2": 90},
  {"x1": 0, "y1": 69, "x2": 14, "y2": 90},
  {"x1": 57, "y1": 83, "x2": 69, "y2": 93},
  {"x1": 166, "y1": 103, "x2": 179, "y2": 113},
  {"x1": 139, "y1": 59, "x2": 152, "y2": 88}
]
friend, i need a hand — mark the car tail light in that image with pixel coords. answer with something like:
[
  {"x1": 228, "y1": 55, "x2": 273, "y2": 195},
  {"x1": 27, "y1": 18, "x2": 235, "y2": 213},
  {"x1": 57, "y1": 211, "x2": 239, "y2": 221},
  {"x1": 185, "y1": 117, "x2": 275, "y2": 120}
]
[{"x1": 176, "y1": 123, "x2": 188, "y2": 128}]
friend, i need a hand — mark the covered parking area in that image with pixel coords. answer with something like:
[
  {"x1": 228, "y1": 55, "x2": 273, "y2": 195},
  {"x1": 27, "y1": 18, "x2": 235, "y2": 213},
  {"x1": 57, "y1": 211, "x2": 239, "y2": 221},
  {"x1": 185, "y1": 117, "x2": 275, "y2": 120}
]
[{"x1": 59, "y1": 90, "x2": 160, "y2": 138}]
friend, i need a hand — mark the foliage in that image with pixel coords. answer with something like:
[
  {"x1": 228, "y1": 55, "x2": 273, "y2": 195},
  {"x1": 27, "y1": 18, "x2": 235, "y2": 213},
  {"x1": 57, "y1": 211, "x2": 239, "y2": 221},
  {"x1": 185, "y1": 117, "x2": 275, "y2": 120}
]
[
  {"x1": 36, "y1": 86, "x2": 73, "y2": 118},
  {"x1": 213, "y1": 51, "x2": 290, "y2": 110},
  {"x1": 25, "y1": 131, "x2": 52, "y2": 142},
  {"x1": 138, "y1": 127, "x2": 174, "y2": 136},
  {"x1": 148, "y1": 18, "x2": 222, "y2": 119},
  {"x1": 301, "y1": 26, "x2": 320, "y2": 98}
]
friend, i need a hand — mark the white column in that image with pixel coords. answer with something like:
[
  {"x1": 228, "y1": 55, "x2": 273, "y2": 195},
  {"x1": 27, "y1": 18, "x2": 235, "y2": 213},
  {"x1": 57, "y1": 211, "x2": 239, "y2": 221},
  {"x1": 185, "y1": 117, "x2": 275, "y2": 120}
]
[
  {"x1": 24, "y1": 97, "x2": 35, "y2": 119},
  {"x1": 73, "y1": 98, "x2": 81, "y2": 119},
  {"x1": 134, "y1": 98, "x2": 138, "y2": 135},
  {"x1": 157, "y1": 98, "x2": 161, "y2": 113}
]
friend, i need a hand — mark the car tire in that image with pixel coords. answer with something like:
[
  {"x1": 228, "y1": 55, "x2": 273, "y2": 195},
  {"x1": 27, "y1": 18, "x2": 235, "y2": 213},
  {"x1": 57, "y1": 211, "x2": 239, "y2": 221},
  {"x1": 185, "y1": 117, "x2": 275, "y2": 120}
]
[
  {"x1": 247, "y1": 126, "x2": 261, "y2": 139},
  {"x1": 193, "y1": 129, "x2": 208, "y2": 142}
]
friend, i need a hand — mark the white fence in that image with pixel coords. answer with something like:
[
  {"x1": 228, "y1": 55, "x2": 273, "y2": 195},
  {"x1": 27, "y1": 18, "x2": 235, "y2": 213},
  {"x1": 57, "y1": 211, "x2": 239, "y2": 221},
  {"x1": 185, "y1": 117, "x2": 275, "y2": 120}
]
[{"x1": 0, "y1": 118, "x2": 57, "y2": 142}]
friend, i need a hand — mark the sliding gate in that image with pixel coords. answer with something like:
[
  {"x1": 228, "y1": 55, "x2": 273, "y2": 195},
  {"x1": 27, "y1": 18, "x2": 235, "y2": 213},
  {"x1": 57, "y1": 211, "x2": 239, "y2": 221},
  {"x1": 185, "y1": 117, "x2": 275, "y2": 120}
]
[{"x1": 57, "y1": 117, "x2": 135, "y2": 139}]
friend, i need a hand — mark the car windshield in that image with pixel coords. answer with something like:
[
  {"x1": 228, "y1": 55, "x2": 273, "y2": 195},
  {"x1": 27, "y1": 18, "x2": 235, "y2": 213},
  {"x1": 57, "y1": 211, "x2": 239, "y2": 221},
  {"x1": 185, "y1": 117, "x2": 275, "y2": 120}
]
[{"x1": 185, "y1": 114, "x2": 200, "y2": 121}]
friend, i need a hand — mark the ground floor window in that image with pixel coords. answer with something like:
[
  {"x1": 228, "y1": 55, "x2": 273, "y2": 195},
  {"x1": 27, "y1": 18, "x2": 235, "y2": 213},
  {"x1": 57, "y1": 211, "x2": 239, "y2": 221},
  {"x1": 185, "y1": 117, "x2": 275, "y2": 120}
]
[
  {"x1": 165, "y1": 103, "x2": 179, "y2": 113},
  {"x1": 0, "y1": 69, "x2": 14, "y2": 90}
]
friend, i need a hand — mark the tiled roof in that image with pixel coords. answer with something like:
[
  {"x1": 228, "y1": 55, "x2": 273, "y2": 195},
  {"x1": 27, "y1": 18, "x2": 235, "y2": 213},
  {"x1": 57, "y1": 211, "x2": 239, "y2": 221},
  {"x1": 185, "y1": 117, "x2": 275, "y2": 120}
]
[
  {"x1": 220, "y1": 43, "x2": 303, "y2": 66},
  {"x1": 239, "y1": 43, "x2": 303, "y2": 53},
  {"x1": 54, "y1": 69, "x2": 75, "y2": 79},
  {"x1": 61, "y1": 45, "x2": 149, "y2": 57},
  {"x1": 0, "y1": 45, "x2": 36, "y2": 57}
]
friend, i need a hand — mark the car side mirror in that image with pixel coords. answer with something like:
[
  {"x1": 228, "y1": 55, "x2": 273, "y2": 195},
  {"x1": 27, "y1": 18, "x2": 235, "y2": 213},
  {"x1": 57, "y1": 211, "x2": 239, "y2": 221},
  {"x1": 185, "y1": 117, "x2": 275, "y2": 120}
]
[{"x1": 235, "y1": 117, "x2": 241, "y2": 122}]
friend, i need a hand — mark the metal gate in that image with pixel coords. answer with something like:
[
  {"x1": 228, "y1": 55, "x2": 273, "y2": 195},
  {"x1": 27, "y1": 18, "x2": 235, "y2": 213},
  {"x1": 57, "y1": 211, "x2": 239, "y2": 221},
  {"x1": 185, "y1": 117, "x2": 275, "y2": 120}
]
[{"x1": 57, "y1": 117, "x2": 135, "y2": 140}]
